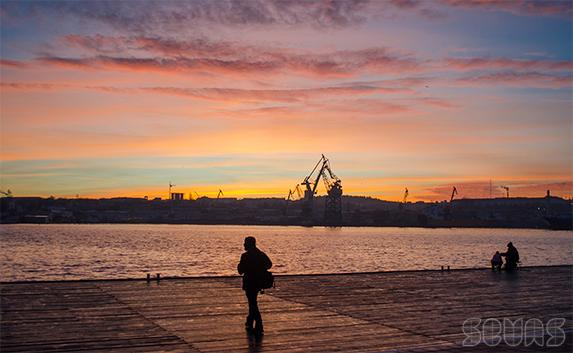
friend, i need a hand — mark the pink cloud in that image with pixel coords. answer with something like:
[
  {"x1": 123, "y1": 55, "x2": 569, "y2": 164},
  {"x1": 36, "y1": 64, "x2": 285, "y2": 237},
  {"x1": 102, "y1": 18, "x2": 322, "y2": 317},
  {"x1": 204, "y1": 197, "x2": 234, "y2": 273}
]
[
  {"x1": 44, "y1": 35, "x2": 422, "y2": 78},
  {"x1": 142, "y1": 85, "x2": 407, "y2": 103},
  {"x1": 0, "y1": 82, "x2": 69, "y2": 90},
  {"x1": 415, "y1": 97, "x2": 458, "y2": 109},
  {"x1": 0, "y1": 59, "x2": 28, "y2": 68},
  {"x1": 1, "y1": 80, "x2": 417, "y2": 104}
]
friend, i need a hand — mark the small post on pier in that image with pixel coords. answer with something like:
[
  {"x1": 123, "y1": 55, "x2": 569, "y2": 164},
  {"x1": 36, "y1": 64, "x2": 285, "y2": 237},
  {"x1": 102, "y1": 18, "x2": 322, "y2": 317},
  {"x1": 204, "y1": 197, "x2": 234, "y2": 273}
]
[
  {"x1": 156, "y1": 273, "x2": 161, "y2": 282},
  {"x1": 441, "y1": 266, "x2": 444, "y2": 271},
  {"x1": 146, "y1": 273, "x2": 151, "y2": 282},
  {"x1": 447, "y1": 265, "x2": 450, "y2": 272}
]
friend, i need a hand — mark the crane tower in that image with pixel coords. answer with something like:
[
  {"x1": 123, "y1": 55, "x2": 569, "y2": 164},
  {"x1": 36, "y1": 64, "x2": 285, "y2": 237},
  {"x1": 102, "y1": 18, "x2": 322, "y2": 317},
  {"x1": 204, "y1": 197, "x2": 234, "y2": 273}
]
[{"x1": 301, "y1": 154, "x2": 343, "y2": 226}]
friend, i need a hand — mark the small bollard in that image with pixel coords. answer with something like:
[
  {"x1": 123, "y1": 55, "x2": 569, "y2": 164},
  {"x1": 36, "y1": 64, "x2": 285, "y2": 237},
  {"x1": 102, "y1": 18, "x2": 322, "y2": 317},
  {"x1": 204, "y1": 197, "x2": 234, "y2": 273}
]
[
  {"x1": 146, "y1": 273, "x2": 151, "y2": 282},
  {"x1": 441, "y1": 266, "x2": 444, "y2": 271},
  {"x1": 156, "y1": 273, "x2": 161, "y2": 282},
  {"x1": 447, "y1": 265, "x2": 450, "y2": 271}
]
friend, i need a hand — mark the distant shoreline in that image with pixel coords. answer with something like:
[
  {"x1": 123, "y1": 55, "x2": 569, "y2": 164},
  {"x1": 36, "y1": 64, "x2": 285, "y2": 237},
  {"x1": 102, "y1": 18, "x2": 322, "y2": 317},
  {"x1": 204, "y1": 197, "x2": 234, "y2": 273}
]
[
  {"x1": 2, "y1": 221, "x2": 572, "y2": 231},
  {"x1": 2, "y1": 195, "x2": 571, "y2": 230}
]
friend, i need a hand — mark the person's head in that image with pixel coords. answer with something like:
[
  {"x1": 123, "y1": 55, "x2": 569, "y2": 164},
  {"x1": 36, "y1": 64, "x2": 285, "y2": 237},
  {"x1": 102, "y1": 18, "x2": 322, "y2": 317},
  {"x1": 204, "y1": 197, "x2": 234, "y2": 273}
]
[
  {"x1": 507, "y1": 242, "x2": 513, "y2": 248},
  {"x1": 495, "y1": 251, "x2": 500, "y2": 255},
  {"x1": 244, "y1": 236, "x2": 256, "y2": 250}
]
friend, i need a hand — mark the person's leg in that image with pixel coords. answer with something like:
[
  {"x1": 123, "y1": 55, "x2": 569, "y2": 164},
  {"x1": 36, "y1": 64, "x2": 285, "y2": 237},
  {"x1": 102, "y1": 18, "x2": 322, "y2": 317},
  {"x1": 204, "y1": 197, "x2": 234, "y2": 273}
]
[
  {"x1": 245, "y1": 290, "x2": 255, "y2": 329},
  {"x1": 247, "y1": 289, "x2": 263, "y2": 334},
  {"x1": 246, "y1": 289, "x2": 263, "y2": 332}
]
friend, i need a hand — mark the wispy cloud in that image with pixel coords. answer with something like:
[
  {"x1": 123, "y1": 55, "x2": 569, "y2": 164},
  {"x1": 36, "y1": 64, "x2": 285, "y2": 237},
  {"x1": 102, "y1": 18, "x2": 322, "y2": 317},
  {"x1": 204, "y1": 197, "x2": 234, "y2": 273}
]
[
  {"x1": 0, "y1": 59, "x2": 28, "y2": 68},
  {"x1": 1, "y1": 0, "x2": 371, "y2": 33},
  {"x1": 439, "y1": 0, "x2": 573, "y2": 17},
  {"x1": 415, "y1": 97, "x2": 458, "y2": 109},
  {"x1": 0, "y1": 82, "x2": 69, "y2": 90},
  {"x1": 4, "y1": 0, "x2": 567, "y2": 36},
  {"x1": 38, "y1": 55, "x2": 284, "y2": 76},
  {"x1": 43, "y1": 35, "x2": 573, "y2": 83},
  {"x1": 456, "y1": 71, "x2": 573, "y2": 88},
  {"x1": 445, "y1": 57, "x2": 572, "y2": 71},
  {"x1": 1, "y1": 81, "x2": 412, "y2": 103},
  {"x1": 143, "y1": 85, "x2": 408, "y2": 103},
  {"x1": 40, "y1": 35, "x2": 422, "y2": 78}
]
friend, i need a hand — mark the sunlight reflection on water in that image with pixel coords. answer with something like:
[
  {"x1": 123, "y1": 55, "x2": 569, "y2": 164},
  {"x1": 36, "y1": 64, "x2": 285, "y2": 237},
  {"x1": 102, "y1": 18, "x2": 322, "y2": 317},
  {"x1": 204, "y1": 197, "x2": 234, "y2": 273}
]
[{"x1": 0, "y1": 224, "x2": 571, "y2": 281}]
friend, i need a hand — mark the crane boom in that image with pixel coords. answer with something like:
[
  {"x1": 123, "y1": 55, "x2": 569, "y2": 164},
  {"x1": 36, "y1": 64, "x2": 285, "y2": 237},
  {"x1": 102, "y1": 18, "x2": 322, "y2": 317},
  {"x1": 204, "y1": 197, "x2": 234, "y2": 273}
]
[
  {"x1": 302, "y1": 154, "x2": 327, "y2": 195},
  {"x1": 295, "y1": 185, "x2": 302, "y2": 199},
  {"x1": 450, "y1": 186, "x2": 458, "y2": 202}
]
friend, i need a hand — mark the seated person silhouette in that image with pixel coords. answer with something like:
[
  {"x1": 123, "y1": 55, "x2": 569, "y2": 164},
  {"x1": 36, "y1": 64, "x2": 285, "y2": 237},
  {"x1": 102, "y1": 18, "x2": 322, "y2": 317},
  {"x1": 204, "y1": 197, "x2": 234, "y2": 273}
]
[
  {"x1": 500, "y1": 242, "x2": 520, "y2": 271},
  {"x1": 237, "y1": 236, "x2": 272, "y2": 336},
  {"x1": 491, "y1": 251, "x2": 503, "y2": 271}
]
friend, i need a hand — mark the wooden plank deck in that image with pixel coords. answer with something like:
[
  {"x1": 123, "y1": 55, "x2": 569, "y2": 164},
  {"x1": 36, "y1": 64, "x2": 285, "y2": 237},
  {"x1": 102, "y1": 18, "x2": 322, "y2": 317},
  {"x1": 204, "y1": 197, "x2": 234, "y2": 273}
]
[{"x1": 1, "y1": 266, "x2": 571, "y2": 352}]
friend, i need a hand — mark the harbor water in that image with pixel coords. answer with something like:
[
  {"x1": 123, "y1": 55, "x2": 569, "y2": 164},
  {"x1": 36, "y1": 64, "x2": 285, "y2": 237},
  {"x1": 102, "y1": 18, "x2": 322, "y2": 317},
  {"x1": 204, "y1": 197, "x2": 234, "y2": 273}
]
[{"x1": 1, "y1": 224, "x2": 571, "y2": 281}]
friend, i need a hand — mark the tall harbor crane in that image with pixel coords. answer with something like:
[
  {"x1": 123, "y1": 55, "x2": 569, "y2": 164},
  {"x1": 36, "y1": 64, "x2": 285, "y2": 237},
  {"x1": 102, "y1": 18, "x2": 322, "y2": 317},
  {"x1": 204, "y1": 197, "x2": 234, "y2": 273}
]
[
  {"x1": 450, "y1": 186, "x2": 458, "y2": 202},
  {"x1": 301, "y1": 154, "x2": 343, "y2": 225},
  {"x1": 217, "y1": 189, "x2": 224, "y2": 199},
  {"x1": 500, "y1": 186, "x2": 509, "y2": 198},
  {"x1": 402, "y1": 188, "x2": 409, "y2": 203},
  {"x1": 168, "y1": 182, "x2": 175, "y2": 199}
]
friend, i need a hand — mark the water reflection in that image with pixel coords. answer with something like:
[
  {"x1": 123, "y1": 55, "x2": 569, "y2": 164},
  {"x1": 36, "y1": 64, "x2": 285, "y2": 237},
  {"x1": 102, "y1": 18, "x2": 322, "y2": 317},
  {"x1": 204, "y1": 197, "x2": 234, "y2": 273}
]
[{"x1": 0, "y1": 224, "x2": 571, "y2": 281}]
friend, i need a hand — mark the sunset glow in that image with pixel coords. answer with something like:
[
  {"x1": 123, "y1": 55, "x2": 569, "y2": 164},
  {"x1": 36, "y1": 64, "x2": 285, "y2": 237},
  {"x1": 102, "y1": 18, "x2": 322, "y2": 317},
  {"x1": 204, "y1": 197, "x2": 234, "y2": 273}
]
[{"x1": 1, "y1": 0, "x2": 571, "y2": 201}]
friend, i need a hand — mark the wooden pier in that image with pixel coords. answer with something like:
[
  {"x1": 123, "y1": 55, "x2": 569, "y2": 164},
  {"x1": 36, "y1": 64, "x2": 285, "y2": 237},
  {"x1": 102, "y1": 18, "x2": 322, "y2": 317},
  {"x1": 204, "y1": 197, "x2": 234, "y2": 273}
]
[{"x1": 1, "y1": 266, "x2": 571, "y2": 352}]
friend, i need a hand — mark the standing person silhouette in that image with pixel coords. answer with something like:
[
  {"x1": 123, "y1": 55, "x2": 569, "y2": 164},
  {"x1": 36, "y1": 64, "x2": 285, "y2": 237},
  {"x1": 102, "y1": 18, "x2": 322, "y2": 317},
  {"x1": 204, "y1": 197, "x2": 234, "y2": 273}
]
[{"x1": 237, "y1": 236, "x2": 272, "y2": 336}]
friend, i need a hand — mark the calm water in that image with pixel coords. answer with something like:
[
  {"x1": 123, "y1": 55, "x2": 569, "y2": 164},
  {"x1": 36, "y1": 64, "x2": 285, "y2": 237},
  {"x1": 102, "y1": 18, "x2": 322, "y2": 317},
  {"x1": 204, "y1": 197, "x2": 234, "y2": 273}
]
[{"x1": 0, "y1": 224, "x2": 571, "y2": 281}]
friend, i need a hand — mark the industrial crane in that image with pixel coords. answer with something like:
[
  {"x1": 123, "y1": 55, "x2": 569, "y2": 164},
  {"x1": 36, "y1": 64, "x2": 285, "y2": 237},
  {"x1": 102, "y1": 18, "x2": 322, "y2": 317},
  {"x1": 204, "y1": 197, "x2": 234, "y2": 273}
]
[
  {"x1": 189, "y1": 191, "x2": 201, "y2": 200},
  {"x1": 168, "y1": 182, "x2": 175, "y2": 199},
  {"x1": 402, "y1": 188, "x2": 409, "y2": 203},
  {"x1": 294, "y1": 185, "x2": 302, "y2": 199},
  {"x1": 217, "y1": 189, "x2": 224, "y2": 199},
  {"x1": 286, "y1": 185, "x2": 303, "y2": 202},
  {"x1": 0, "y1": 189, "x2": 12, "y2": 197},
  {"x1": 301, "y1": 155, "x2": 341, "y2": 199},
  {"x1": 450, "y1": 186, "x2": 458, "y2": 202},
  {"x1": 300, "y1": 155, "x2": 343, "y2": 225},
  {"x1": 500, "y1": 186, "x2": 509, "y2": 198}
]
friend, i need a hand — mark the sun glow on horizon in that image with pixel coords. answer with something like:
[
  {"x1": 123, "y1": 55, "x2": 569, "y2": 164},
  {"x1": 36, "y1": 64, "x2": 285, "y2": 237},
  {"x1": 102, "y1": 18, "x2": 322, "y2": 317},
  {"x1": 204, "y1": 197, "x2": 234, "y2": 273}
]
[{"x1": 1, "y1": 0, "x2": 571, "y2": 201}]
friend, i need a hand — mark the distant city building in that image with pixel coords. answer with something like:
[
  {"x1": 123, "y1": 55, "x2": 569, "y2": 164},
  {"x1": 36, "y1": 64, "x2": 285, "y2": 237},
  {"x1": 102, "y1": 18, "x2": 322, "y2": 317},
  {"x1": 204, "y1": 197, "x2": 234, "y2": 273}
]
[{"x1": 170, "y1": 193, "x2": 184, "y2": 200}]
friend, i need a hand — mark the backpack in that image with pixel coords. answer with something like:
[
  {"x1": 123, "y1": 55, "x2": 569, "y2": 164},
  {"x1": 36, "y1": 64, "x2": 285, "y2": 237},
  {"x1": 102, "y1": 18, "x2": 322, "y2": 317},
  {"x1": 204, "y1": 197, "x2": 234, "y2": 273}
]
[{"x1": 260, "y1": 270, "x2": 274, "y2": 289}]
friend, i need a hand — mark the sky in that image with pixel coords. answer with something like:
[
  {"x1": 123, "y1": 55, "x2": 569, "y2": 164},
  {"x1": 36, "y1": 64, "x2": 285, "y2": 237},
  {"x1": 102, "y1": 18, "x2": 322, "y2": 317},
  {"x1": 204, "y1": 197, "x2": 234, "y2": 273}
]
[{"x1": 0, "y1": 0, "x2": 572, "y2": 201}]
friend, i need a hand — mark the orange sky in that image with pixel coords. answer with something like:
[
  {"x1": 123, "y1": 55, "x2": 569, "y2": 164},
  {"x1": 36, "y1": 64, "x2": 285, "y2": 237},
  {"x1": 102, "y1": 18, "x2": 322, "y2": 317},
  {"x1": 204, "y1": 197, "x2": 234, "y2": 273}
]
[{"x1": 1, "y1": 0, "x2": 571, "y2": 201}]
